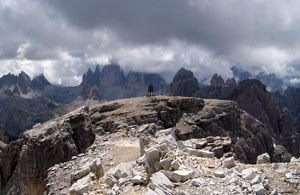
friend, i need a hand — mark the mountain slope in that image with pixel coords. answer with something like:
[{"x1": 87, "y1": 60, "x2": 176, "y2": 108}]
[{"x1": 0, "y1": 96, "x2": 293, "y2": 194}]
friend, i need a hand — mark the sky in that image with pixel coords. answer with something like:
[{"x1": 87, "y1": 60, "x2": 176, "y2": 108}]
[{"x1": 1, "y1": 0, "x2": 300, "y2": 86}]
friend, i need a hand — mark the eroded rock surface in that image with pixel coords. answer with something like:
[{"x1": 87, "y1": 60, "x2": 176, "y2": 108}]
[
  {"x1": 0, "y1": 96, "x2": 298, "y2": 195},
  {"x1": 0, "y1": 106, "x2": 95, "y2": 195}
]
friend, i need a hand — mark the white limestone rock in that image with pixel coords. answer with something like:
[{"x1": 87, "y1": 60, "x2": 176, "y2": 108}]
[
  {"x1": 272, "y1": 163, "x2": 288, "y2": 173},
  {"x1": 160, "y1": 158, "x2": 172, "y2": 170},
  {"x1": 223, "y1": 157, "x2": 236, "y2": 169},
  {"x1": 69, "y1": 173, "x2": 99, "y2": 195},
  {"x1": 250, "y1": 175, "x2": 261, "y2": 185},
  {"x1": 183, "y1": 148, "x2": 214, "y2": 158},
  {"x1": 147, "y1": 171, "x2": 174, "y2": 195},
  {"x1": 191, "y1": 178, "x2": 205, "y2": 187},
  {"x1": 242, "y1": 168, "x2": 257, "y2": 180},
  {"x1": 168, "y1": 170, "x2": 195, "y2": 183},
  {"x1": 131, "y1": 175, "x2": 144, "y2": 185},
  {"x1": 256, "y1": 153, "x2": 270, "y2": 164},
  {"x1": 214, "y1": 170, "x2": 225, "y2": 178},
  {"x1": 252, "y1": 183, "x2": 265, "y2": 195}
]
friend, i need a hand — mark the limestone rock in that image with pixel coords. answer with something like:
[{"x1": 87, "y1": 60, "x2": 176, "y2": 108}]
[
  {"x1": 170, "y1": 68, "x2": 200, "y2": 97},
  {"x1": 132, "y1": 175, "x2": 144, "y2": 185},
  {"x1": 167, "y1": 170, "x2": 195, "y2": 183},
  {"x1": 242, "y1": 169, "x2": 257, "y2": 180},
  {"x1": 69, "y1": 172, "x2": 99, "y2": 195},
  {"x1": 105, "y1": 175, "x2": 118, "y2": 187},
  {"x1": 147, "y1": 171, "x2": 174, "y2": 195},
  {"x1": 272, "y1": 163, "x2": 288, "y2": 173},
  {"x1": 210, "y1": 73, "x2": 224, "y2": 85},
  {"x1": 183, "y1": 148, "x2": 214, "y2": 158},
  {"x1": 160, "y1": 158, "x2": 172, "y2": 170},
  {"x1": 214, "y1": 171, "x2": 225, "y2": 178},
  {"x1": 252, "y1": 183, "x2": 265, "y2": 195},
  {"x1": 223, "y1": 157, "x2": 236, "y2": 169},
  {"x1": 250, "y1": 175, "x2": 261, "y2": 185},
  {"x1": 191, "y1": 178, "x2": 205, "y2": 187},
  {"x1": 256, "y1": 153, "x2": 271, "y2": 164},
  {"x1": 1, "y1": 106, "x2": 95, "y2": 195}
]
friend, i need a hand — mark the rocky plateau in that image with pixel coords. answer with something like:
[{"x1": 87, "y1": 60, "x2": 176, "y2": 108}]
[{"x1": 1, "y1": 96, "x2": 300, "y2": 195}]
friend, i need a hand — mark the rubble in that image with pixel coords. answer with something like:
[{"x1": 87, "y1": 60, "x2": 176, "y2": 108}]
[{"x1": 1, "y1": 96, "x2": 300, "y2": 194}]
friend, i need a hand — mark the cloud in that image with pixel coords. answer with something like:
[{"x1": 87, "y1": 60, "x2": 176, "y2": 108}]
[{"x1": 1, "y1": 0, "x2": 300, "y2": 85}]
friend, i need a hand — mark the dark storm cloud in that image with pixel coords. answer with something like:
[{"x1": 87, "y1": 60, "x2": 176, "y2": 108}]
[
  {"x1": 45, "y1": 0, "x2": 300, "y2": 53},
  {"x1": 1, "y1": 0, "x2": 300, "y2": 85}
]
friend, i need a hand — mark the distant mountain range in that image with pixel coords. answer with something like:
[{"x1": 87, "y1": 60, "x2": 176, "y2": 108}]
[
  {"x1": 0, "y1": 64, "x2": 167, "y2": 140},
  {"x1": 2, "y1": 63, "x2": 300, "y2": 141},
  {"x1": 230, "y1": 66, "x2": 286, "y2": 92},
  {"x1": 169, "y1": 67, "x2": 300, "y2": 157}
]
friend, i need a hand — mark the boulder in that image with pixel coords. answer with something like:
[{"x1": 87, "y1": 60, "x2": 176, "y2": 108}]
[
  {"x1": 166, "y1": 170, "x2": 195, "y2": 183},
  {"x1": 252, "y1": 183, "x2": 265, "y2": 195},
  {"x1": 290, "y1": 157, "x2": 299, "y2": 163},
  {"x1": 145, "y1": 147, "x2": 161, "y2": 173},
  {"x1": 69, "y1": 173, "x2": 99, "y2": 195},
  {"x1": 272, "y1": 163, "x2": 288, "y2": 173},
  {"x1": 212, "y1": 146, "x2": 224, "y2": 158},
  {"x1": 183, "y1": 148, "x2": 214, "y2": 158},
  {"x1": 71, "y1": 158, "x2": 103, "y2": 183},
  {"x1": 214, "y1": 171, "x2": 225, "y2": 178},
  {"x1": 250, "y1": 175, "x2": 261, "y2": 185},
  {"x1": 160, "y1": 158, "x2": 172, "y2": 170},
  {"x1": 242, "y1": 169, "x2": 257, "y2": 180},
  {"x1": 131, "y1": 175, "x2": 144, "y2": 185},
  {"x1": 256, "y1": 153, "x2": 271, "y2": 164},
  {"x1": 146, "y1": 171, "x2": 174, "y2": 195},
  {"x1": 170, "y1": 160, "x2": 180, "y2": 171},
  {"x1": 223, "y1": 157, "x2": 236, "y2": 169},
  {"x1": 105, "y1": 175, "x2": 118, "y2": 187},
  {"x1": 191, "y1": 178, "x2": 205, "y2": 187}
]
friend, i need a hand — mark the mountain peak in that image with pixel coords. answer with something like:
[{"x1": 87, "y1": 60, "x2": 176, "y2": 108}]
[
  {"x1": 18, "y1": 71, "x2": 31, "y2": 83},
  {"x1": 210, "y1": 73, "x2": 224, "y2": 85},
  {"x1": 170, "y1": 68, "x2": 199, "y2": 96},
  {"x1": 82, "y1": 65, "x2": 101, "y2": 86},
  {"x1": 31, "y1": 74, "x2": 51, "y2": 91}
]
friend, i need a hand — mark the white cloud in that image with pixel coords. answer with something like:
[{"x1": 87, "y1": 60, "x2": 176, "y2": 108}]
[{"x1": 2, "y1": 0, "x2": 300, "y2": 85}]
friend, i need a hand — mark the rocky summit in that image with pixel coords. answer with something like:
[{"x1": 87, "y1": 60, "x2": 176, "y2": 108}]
[{"x1": 1, "y1": 96, "x2": 300, "y2": 195}]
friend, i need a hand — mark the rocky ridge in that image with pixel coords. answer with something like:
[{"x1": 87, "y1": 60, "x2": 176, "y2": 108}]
[
  {"x1": 81, "y1": 64, "x2": 167, "y2": 100},
  {"x1": 169, "y1": 68, "x2": 200, "y2": 97},
  {"x1": 1, "y1": 96, "x2": 299, "y2": 194},
  {"x1": 170, "y1": 68, "x2": 300, "y2": 158}
]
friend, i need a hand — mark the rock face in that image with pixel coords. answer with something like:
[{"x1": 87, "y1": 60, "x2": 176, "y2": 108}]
[
  {"x1": 82, "y1": 65, "x2": 101, "y2": 87},
  {"x1": 228, "y1": 80, "x2": 300, "y2": 157},
  {"x1": 229, "y1": 79, "x2": 281, "y2": 134},
  {"x1": 0, "y1": 65, "x2": 168, "y2": 140},
  {"x1": 1, "y1": 96, "x2": 298, "y2": 194},
  {"x1": 60, "y1": 85, "x2": 105, "y2": 114},
  {"x1": 210, "y1": 73, "x2": 224, "y2": 85},
  {"x1": 272, "y1": 86, "x2": 300, "y2": 123},
  {"x1": 81, "y1": 64, "x2": 167, "y2": 100},
  {"x1": 126, "y1": 72, "x2": 165, "y2": 92},
  {"x1": 89, "y1": 97, "x2": 289, "y2": 164},
  {"x1": 0, "y1": 72, "x2": 33, "y2": 97},
  {"x1": 0, "y1": 106, "x2": 95, "y2": 195},
  {"x1": 195, "y1": 76, "x2": 236, "y2": 99},
  {"x1": 169, "y1": 68, "x2": 300, "y2": 158},
  {"x1": 170, "y1": 68, "x2": 200, "y2": 97},
  {"x1": 99, "y1": 64, "x2": 126, "y2": 88},
  {"x1": 0, "y1": 96, "x2": 58, "y2": 140},
  {"x1": 31, "y1": 74, "x2": 51, "y2": 91}
]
